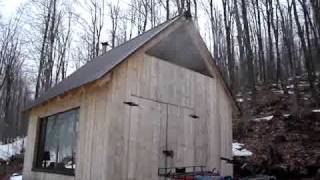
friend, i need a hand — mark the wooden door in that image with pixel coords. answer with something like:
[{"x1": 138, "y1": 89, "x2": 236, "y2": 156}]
[
  {"x1": 127, "y1": 97, "x2": 166, "y2": 180},
  {"x1": 166, "y1": 105, "x2": 199, "y2": 168},
  {"x1": 127, "y1": 97, "x2": 206, "y2": 179}
]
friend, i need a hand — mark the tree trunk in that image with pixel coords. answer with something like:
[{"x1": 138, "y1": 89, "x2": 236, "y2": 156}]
[
  {"x1": 293, "y1": 0, "x2": 316, "y2": 92},
  {"x1": 35, "y1": 0, "x2": 53, "y2": 98},
  {"x1": 272, "y1": 5, "x2": 281, "y2": 85},
  {"x1": 166, "y1": 0, "x2": 170, "y2": 20},
  {"x1": 266, "y1": 0, "x2": 275, "y2": 82},
  {"x1": 241, "y1": 0, "x2": 255, "y2": 91},
  {"x1": 222, "y1": 0, "x2": 235, "y2": 90},
  {"x1": 254, "y1": 0, "x2": 266, "y2": 82},
  {"x1": 233, "y1": 0, "x2": 246, "y2": 89}
]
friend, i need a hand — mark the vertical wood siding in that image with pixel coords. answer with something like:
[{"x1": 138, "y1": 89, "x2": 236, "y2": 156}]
[{"x1": 23, "y1": 53, "x2": 233, "y2": 180}]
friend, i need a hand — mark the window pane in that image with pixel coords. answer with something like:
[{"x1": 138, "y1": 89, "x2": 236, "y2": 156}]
[
  {"x1": 56, "y1": 110, "x2": 78, "y2": 169},
  {"x1": 43, "y1": 116, "x2": 59, "y2": 168},
  {"x1": 36, "y1": 108, "x2": 79, "y2": 173}
]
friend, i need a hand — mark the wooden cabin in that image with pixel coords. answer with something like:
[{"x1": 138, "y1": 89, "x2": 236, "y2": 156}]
[{"x1": 22, "y1": 15, "x2": 239, "y2": 180}]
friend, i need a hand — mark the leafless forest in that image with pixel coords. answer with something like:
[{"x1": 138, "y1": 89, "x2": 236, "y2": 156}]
[
  {"x1": 0, "y1": 0, "x2": 320, "y2": 178},
  {"x1": 0, "y1": 0, "x2": 319, "y2": 138}
]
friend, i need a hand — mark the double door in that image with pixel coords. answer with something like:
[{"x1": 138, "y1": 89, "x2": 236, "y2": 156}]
[{"x1": 127, "y1": 96, "x2": 206, "y2": 179}]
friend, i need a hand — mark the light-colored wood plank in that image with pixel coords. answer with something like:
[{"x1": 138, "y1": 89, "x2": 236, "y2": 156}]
[{"x1": 23, "y1": 52, "x2": 233, "y2": 179}]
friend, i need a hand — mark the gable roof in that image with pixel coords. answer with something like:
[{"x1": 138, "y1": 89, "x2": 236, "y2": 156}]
[
  {"x1": 24, "y1": 15, "x2": 240, "y2": 114},
  {"x1": 23, "y1": 16, "x2": 181, "y2": 111}
]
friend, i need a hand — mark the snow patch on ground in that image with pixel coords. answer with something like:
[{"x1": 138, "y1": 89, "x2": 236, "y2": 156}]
[
  {"x1": 253, "y1": 115, "x2": 274, "y2": 122},
  {"x1": 299, "y1": 83, "x2": 309, "y2": 87},
  {"x1": 237, "y1": 98, "x2": 244, "y2": 102},
  {"x1": 286, "y1": 84, "x2": 294, "y2": 88},
  {"x1": 273, "y1": 90, "x2": 284, "y2": 94},
  {"x1": 312, "y1": 109, "x2": 320, "y2": 113},
  {"x1": 0, "y1": 137, "x2": 25, "y2": 160},
  {"x1": 10, "y1": 175, "x2": 22, "y2": 180},
  {"x1": 233, "y1": 143, "x2": 253, "y2": 157},
  {"x1": 283, "y1": 114, "x2": 290, "y2": 117},
  {"x1": 288, "y1": 90, "x2": 294, "y2": 94},
  {"x1": 286, "y1": 84, "x2": 294, "y2": 89}
]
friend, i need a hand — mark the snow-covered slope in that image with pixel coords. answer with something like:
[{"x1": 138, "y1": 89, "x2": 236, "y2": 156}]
[
  {"x1": 0, "y1": 137, "x2": 26, "y2": 161},
  {"x1": 232, "y1": 142, "x2": 253, "y2": 157},
  {"x1": 10, "y1": 173, "x2": 22, "y2": 180}
]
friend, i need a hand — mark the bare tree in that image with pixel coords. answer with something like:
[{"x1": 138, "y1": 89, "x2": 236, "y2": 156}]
[
  {"x1": 241, "y1": 0, "x2": 255, "y2": 91},
  {"x1": 192, "y1": 0, "x2": 198, "y2": 25},
  {"x1": 34, "y1": 0, "x2": 73, "y2": 97},
  {"x1": 271, "y1": 2, "x2": 282, "y2": 85},
  {"x1": 233, "y1": 0, "x2": 246, "y2": 87},
  {"x1": 265, "y1": 0, "x2": 276, "y2": 82},
  {"x1": 201, "y1": 0, "x2": 221, "y2": 62},
  {"x1": 293, "y1": 0, "x2": 316, "y2": 91},
  {"x1": 167, "y1": 0, "x2": 170, "y2": 20},
  {"x1": 55, "y1": 12, "x2": 72, "y2": 83},
  {"x1": 0, "y1": 17, "x2": 30, "y2": 138},
  {"x1": 34, "y1": 0, "x2": 53, "y2": 98},
  {"x1": 109, "y1": 1, "x2": 120, "y2": 48},
  {"x1": 278, "y1": 0, "x2": 295, "y2": 79},
  {"x1": 252, "y1": 0, "x2": 266, "y2": 82},
  {"x1": 310, "y1": 0, "x2": 320, "y2": 41},
  {"x1": 222, "y1": 0, "x2": 235, "y2": 89},
  {"x1": 175, "y1": 0, "x2": 186, "y2": 15},
  {"x1": 89, "y1": 0, "x2": 105, "y2": 58}
]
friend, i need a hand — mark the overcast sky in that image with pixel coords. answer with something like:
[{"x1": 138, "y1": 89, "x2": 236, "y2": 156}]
[{"x1": 1, "y1": 0, "x2": 26, "y2": 19}]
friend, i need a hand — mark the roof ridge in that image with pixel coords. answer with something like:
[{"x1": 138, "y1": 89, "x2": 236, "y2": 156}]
[{"x1": 99, "y1": 15, "x2": 181, "y2": 57}]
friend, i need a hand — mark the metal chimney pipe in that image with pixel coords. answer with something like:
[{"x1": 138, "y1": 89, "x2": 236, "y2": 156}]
[{"x1": 101, "y1": 42, "x2": 109, "y2": 54}]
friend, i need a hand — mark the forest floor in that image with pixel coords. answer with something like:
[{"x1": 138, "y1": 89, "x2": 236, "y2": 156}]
[
  {"x1": 0, "y1": 139, "x2": 24, "y2": 180},
  {"x1": 0, "y1": 156, "x2": 23, "y2": 180},
  {"x1": 233, "y1": 75, "x2": 320, "y2": 179},
  {"x1": 1, "y1": 76, "x2": 320, "y2": 179}
]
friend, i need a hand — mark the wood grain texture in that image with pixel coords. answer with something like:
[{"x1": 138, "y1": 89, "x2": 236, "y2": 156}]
[{"x1": 23, "y1": 53, "x2": 233, "y2": 180}]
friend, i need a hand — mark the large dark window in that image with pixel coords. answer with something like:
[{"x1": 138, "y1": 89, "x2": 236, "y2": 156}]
[{"x1": 34, "y1": 108, "x2": 79, "y2": 175}]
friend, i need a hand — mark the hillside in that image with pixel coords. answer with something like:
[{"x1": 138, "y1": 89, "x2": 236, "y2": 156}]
[{"x1": 234, "y1": 75, "x2": 320, "y2": 179}]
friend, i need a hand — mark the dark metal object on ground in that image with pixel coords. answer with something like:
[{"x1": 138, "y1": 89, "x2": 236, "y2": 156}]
[{"x1": 158, "y1": 166, "x2": 219, "y2": 179}]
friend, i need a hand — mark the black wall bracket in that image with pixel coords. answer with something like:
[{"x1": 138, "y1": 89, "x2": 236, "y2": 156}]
[
  {"x1": 189, "y1": 114, "x2": 199, "y2": 119},
  {"x1": 123, "y1": 101, "x2": 139, "y2": 106},
  {"x1": 162, "y1": 150, "x2": 174, "y2": 158}
]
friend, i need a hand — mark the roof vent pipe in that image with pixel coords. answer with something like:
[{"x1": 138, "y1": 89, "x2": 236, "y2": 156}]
[{"x1": 101, "y1": 42, "x2": 109, "y2": 54}]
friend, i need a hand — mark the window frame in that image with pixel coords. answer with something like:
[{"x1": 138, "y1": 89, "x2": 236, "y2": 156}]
[{"x1": 32, "y1": 107, "x2": 80, "y2": 176}]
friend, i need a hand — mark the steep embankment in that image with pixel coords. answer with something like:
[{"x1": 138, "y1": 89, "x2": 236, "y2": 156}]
[{"x1": 234, "y1": 76, "x2": 320, "y2": 179}]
